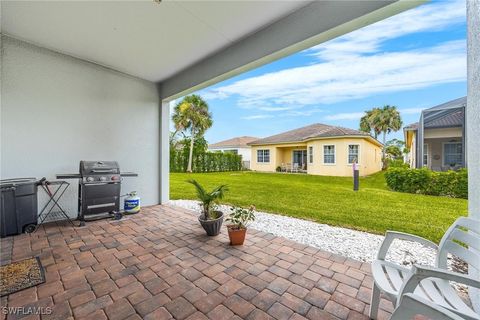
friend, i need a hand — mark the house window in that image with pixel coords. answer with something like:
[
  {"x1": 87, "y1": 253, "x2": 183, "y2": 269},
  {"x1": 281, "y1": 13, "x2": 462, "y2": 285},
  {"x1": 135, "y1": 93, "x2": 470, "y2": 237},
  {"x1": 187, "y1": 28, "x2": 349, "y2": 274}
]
[
  {"x1": 443, "y1": 143, "x2": 462, "y2": 166},
  {"x1": 348, "y1": 145, "x2": 359, "y2": 164},
  {"x1": 323, "y1": 145, "x2": 335, "y2": 164},
  {"x1": 308, "y1": 146, "x2": 313, "y2": 163},
  {"x1": 423, "y1": 144, "x2": 428, "y2": 167},
  {"x1": 257, "y1": 149, "x2": 270, "y2": 163}
]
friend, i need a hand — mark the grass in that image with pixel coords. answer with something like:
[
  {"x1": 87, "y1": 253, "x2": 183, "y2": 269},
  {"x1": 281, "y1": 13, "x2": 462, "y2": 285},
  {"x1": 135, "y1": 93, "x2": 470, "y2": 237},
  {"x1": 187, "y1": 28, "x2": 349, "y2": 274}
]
[{"x1": 170, "y1": 171, "x2": 467, "y2": 243}]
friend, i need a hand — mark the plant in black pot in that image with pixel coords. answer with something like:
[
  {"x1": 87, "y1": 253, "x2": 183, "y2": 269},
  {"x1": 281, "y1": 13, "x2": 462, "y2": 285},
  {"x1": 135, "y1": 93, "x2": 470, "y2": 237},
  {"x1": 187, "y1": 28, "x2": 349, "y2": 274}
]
[{"x1": 187, "y1": 179, "x2": 228, "y2": 236}]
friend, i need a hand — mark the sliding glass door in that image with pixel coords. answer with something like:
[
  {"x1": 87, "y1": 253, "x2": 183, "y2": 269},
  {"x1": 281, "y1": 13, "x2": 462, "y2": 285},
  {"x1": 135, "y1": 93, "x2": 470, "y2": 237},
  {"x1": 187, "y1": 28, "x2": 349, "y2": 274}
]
[{"x1": 292, "y1": 150, "x2": 307, "y2": 169}]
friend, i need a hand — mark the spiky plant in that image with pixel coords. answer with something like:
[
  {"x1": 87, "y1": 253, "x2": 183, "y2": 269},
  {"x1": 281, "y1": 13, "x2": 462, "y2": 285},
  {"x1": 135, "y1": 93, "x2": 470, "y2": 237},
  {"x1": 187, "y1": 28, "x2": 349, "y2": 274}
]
[{"x1": 187, "y1": 179, "x2": 228, "y2": 220}]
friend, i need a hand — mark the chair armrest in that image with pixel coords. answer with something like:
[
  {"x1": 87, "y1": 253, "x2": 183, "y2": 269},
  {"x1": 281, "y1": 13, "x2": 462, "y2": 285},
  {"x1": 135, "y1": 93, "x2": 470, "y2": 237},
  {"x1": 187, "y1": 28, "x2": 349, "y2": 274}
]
[
  {"x1": 399, "y1": 265, "x2": 480, "y2": 298},
  {"x1": 392, "y1": 293, "x2": 466, "y2": 320},
  {"x1": 376, "y1": 231, "x2": 438, "y2": 260}
]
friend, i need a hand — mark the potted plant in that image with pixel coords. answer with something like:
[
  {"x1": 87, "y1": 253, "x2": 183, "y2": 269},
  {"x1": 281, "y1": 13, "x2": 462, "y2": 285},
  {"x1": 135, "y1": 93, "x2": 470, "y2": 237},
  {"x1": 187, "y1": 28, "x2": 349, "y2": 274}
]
[
  {"x1": 187, "y1": 179, "x2": 228, "y2": 236},
  {"x1": 226, "y1": 205, "x2": 256, "y2": 245}
]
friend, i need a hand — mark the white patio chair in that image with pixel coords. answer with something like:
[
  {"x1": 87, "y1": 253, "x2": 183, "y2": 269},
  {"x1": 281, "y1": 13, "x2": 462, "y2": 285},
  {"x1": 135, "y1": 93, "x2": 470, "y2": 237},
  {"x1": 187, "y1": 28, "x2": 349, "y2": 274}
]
[
  {"x1": 390, "y1": 293, "x2": 465, "y2": 320},
  {"x1": 292, "y1": 163, "x2": 299, "y2": 173},
  {"x1": 370, "y1": 216, "x2": 480, "y2": 320}
]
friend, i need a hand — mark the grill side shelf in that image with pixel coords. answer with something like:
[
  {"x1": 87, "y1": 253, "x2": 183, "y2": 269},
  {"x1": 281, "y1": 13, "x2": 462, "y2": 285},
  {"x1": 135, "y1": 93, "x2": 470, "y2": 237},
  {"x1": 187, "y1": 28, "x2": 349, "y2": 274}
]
[
  {"x1": 120, "y1": 172, "x2": 138, "y2": 177},
  {"x1": 56, "y1": 174, "x2": 81, "y2": 179}
]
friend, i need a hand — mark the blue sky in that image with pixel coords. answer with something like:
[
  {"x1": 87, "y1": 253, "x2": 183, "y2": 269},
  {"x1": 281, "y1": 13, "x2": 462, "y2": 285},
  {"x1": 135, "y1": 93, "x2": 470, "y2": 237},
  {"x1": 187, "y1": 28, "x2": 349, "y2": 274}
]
[{"x1": 176, "y1": 0, "x2": 466, "y2": 144}]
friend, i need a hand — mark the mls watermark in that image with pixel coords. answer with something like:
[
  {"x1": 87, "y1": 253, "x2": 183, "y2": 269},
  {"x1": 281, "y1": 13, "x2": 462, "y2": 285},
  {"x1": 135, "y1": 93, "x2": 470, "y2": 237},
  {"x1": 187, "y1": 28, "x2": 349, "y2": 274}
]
[{"x1": 1, "y1": 306, "x2": 52, "y2": 316}]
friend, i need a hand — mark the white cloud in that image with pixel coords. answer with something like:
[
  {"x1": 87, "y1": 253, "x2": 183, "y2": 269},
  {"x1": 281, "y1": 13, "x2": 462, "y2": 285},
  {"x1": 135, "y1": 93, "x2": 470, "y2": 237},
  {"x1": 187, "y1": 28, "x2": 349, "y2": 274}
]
[
  {"x1": 241, "y1": 114, "x2": 274, "y2": 120},
  {"x1": 203, "y1": 1, "x2": 466, "y2": 116},
  {"x1": 323, "y1": 107, "x2": 424, "y2": 122},
  {"x1": 400, "y1": 108, "x2": 425, "y2": 115},
  {"x1": 308, "y1": 0, "x2": 465, "y2": 60},
  {"x1": 205, "y1": 40, "x2": 465, "y2": 107},
  {"x1": 323, "y1": 112, "x2": 364, "y2": 121}
]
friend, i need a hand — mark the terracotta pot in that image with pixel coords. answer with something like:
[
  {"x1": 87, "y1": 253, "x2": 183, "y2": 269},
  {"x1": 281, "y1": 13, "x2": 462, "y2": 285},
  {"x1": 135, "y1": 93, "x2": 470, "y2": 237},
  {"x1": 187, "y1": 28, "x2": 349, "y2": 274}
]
[{"x1": 227, "y1": 225, "x2": 247, "y2": 245}]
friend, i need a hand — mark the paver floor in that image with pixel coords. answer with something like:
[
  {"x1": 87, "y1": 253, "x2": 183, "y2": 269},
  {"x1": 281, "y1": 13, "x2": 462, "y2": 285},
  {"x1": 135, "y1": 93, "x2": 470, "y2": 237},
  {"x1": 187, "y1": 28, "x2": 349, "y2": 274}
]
[{"x1": 0, "y1": 205, "x2": 394, "y2": 320}]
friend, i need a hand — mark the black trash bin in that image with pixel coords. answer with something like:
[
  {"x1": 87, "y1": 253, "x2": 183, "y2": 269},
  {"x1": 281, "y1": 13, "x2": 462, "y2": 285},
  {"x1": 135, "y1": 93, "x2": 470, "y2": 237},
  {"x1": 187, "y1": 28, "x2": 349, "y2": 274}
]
[{"x1": 0, "y1": 178, "x2": 38, "y2": 237}]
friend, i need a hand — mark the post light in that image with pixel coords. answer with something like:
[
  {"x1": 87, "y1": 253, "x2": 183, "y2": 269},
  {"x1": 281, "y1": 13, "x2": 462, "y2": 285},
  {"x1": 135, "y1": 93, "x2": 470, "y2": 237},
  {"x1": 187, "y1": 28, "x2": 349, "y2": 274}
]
[{"x1": 353, "y1": 158, "x2": 359, "y2": 191}]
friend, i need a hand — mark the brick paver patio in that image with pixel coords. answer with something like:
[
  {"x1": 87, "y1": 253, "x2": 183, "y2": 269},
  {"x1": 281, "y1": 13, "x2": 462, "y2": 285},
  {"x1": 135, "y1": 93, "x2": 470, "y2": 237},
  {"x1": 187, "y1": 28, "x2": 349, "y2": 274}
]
[{"x1": 0, "y1": 205, "x2": 395, "y2": 320}]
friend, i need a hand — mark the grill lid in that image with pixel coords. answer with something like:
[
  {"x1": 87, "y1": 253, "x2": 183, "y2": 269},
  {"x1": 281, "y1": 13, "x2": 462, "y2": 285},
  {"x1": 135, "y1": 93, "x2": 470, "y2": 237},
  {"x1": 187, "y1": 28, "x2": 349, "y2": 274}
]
[{"x1": 80, "y1": 161, "x2": 120, "y2": 176}]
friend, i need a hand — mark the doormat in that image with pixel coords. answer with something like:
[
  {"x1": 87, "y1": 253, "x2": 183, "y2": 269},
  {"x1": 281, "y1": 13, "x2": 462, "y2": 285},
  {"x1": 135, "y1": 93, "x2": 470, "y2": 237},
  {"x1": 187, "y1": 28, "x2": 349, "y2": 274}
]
[{"x1": 0, "y1": 257, "x2": 45, "y2": 297}]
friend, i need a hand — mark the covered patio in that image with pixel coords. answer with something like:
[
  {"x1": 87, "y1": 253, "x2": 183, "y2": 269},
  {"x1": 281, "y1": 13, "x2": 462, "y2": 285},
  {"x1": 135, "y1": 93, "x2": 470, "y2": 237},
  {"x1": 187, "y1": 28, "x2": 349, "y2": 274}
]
[
  {"x1": 1, "y1": 0, "x2": 480, "y2": 318},
  {"x1": 0, "y1": 205, "x2": 390, "y2": 320}
]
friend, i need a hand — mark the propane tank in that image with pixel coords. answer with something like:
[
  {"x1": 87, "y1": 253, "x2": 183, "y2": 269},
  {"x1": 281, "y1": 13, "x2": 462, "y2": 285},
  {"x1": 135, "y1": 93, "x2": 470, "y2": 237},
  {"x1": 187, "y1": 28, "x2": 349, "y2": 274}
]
[{"x1": 124, "y1": 191, "x2": 140, "y2": 214}]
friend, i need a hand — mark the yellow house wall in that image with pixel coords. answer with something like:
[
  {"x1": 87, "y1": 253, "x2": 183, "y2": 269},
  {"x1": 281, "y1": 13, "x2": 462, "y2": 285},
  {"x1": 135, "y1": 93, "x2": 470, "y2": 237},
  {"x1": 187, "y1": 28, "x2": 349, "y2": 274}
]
[
  {"x1": 251, "y1": 138, "x2": 382, "y2": 176},
  {"x1": 250, "y1": 143, "x2": 307, "y2": 172}
]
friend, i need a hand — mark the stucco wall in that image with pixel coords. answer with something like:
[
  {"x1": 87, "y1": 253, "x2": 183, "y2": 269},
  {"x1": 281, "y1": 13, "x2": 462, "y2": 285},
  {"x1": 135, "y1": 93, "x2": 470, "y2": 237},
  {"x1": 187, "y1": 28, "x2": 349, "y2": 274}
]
[
  {"x1": 467, "y1": 0, "x2": 480, "y2": 310},
  {"x1": 424, "y1": 137, "x2": 463, "y2": 169},
  {"x1": 250, "y1": 145, "x2": 277, "y2": 172},
  {"x1": 1, "y1": 36, "x2": 160, "y2": 218},
  {"x1": 423, "y1": 127, "x2": 462, "y2": 139},
  {"x1": 250, "y1": 138, "x2": 382, "y2": 176}
]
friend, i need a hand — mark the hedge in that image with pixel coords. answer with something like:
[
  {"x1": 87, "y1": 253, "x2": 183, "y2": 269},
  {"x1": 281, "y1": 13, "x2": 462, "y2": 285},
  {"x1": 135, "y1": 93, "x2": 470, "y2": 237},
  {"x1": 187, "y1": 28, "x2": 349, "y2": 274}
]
[
  {"x1": 385, "y1": 167, "x2": 467, "y2": 199},
  {"x1": 170, "y1": 149, "x2": 242, "y2": 173}
]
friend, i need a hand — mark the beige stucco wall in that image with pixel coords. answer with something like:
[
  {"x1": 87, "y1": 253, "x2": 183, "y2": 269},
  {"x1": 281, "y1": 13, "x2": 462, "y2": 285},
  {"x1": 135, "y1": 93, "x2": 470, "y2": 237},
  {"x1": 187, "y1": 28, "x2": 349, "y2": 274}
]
[
  {"x1": 424, "y1": 137, "x2": 463, "y2": 169},
  {"x1": 424, "y1": 127, "x2": 462, "y2": 139},
  {"x1": 250, "y1": 138, "x2": 382, "y2": 176}
]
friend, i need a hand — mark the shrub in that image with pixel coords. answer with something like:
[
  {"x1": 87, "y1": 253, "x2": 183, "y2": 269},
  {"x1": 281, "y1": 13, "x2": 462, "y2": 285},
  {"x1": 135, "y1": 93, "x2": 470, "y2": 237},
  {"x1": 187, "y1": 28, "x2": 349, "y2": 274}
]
[
  {"x1": 385, "y1": 167, "x2": 468, "y2": 199},
  {"x1": 386, "y1": 158, "x2": 409, "y2": 169},
  {"x1": 170, "y1": 149, "x2": 242, "y2": 173}
]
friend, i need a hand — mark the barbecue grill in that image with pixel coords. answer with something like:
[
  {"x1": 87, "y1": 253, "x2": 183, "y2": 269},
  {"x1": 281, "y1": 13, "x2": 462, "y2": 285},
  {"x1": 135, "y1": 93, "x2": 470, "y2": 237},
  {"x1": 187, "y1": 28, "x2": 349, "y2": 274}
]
[{"x1": 57, "y1": 161, "x2": 137, "y2": 225}]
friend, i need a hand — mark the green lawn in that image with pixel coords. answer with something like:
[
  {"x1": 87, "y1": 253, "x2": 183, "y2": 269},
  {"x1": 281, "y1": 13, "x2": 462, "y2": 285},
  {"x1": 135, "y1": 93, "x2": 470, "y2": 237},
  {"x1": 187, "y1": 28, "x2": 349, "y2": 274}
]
[{"x1": 170, "y1": 171, "x2": 467, "y2": 243}]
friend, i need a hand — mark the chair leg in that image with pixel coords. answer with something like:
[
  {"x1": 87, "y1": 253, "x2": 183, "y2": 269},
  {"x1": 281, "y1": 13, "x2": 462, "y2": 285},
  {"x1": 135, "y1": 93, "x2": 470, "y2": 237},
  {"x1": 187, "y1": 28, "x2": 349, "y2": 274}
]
[{"x1": 369, "y1": 283, "x2": 381, "y2": 319}]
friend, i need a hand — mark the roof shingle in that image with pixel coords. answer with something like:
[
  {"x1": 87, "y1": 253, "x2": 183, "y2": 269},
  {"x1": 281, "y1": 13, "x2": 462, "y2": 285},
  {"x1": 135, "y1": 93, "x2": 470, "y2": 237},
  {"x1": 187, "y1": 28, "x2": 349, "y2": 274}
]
[
  {"x1": 248, "y1": 123, "x2": 370, "y2": 145},
  {"x1": 209, "y1": 136, "x2": 259, "y2": 148}
]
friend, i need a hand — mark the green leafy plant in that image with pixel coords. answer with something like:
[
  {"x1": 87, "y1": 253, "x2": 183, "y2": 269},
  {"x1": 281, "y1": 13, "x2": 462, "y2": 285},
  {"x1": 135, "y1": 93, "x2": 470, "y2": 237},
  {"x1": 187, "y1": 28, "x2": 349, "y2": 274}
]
[
  {"x1": 385, "y1": 167, "x2": 467, "y2": 199},
  {"x1": 187, "y1": 179, "x2": 229, "y2": 220},
  {"x1": 226, "y1": 205, "x2": 256, "y2": 230}
]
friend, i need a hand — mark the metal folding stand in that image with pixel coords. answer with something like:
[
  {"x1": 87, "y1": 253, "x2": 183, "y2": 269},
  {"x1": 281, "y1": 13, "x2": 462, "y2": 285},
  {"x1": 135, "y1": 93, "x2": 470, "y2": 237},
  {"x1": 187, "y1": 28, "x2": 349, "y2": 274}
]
[{"x1": 37, "y1": 180, "x2": 76, "y2": 228}]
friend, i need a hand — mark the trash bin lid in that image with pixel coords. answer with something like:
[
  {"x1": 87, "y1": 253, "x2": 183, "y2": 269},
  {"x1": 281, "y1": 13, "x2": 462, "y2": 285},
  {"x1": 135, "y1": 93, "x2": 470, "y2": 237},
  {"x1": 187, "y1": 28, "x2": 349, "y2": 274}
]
[{"x1": 0, "y1": 178, "x2": 37, "y2": 188}]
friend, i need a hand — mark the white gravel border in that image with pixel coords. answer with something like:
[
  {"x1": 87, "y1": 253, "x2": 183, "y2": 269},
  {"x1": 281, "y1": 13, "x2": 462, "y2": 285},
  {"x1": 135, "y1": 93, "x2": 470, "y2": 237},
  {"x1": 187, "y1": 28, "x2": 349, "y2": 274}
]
[{"x1": 168, "y1": 200, "x2": 436, "y2": 265}]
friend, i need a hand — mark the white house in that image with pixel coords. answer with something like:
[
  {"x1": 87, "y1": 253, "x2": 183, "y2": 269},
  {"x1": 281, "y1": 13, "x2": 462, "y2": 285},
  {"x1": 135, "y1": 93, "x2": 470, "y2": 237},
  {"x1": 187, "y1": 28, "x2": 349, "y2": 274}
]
[{"x1": 208, "y1": 136, "x2": 258, "y2": 169}]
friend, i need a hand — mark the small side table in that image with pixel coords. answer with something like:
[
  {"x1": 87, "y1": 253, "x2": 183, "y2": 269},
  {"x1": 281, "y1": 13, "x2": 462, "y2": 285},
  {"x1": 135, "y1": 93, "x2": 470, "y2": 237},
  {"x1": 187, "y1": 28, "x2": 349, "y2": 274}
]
[{"x1": 37, "y1": 180, "x2": 76, "y2": 229}]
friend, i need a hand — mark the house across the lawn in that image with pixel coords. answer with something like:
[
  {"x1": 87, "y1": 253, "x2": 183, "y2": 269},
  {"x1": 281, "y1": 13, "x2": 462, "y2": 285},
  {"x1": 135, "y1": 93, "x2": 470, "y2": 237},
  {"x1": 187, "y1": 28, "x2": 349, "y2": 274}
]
[
  {"x1": 404, "y1": 97, "x2": 466, "y2": 171},
  {"x1": 248, "y1": 123, "x2": 383, "y2": 176},
  {"x1": 208, "y1": 136, "x2": 258, "y2": 169}
]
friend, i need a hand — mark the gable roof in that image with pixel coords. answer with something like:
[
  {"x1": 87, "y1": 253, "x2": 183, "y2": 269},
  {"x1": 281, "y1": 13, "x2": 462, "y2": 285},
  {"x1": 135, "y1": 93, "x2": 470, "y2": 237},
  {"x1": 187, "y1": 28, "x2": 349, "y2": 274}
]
[
  {"x1": 404, "y1": 122, "x2": 419, "y2": 131},
  {"x1": 248, "y1": 123, "x2": 374, "y2": 145},
  {"x1": 423, "y1": 97, "x2": 465, "y2": 129},
  {"x1": 209, "y1": 136, "x2": 259, "y2": 149},
  {"x1": 404, "y1": 97, "x2": 466, "y2": 132}
]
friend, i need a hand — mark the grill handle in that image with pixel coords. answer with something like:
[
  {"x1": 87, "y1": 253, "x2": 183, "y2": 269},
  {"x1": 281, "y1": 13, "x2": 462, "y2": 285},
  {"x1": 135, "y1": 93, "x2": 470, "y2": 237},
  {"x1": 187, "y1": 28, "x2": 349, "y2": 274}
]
[{"x1": 91, "y1": 169, "x2": 117, "y2": 173}]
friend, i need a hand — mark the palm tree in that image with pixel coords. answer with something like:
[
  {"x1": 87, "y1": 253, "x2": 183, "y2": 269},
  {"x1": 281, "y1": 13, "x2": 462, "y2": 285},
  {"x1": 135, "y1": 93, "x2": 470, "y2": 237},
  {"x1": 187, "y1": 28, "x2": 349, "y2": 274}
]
[
  {"x1": 359, "y1": 105, "x2": 402, "y2": 168},
  {"x1": 187, "y1": 179, "x2": 228, "y2": 220},
  {"x1": 172, "y1": 95, "x2": 213, "y2": 172},
  {"x1": 359, "y1": 108, "x2": 381, "y2": 139}
]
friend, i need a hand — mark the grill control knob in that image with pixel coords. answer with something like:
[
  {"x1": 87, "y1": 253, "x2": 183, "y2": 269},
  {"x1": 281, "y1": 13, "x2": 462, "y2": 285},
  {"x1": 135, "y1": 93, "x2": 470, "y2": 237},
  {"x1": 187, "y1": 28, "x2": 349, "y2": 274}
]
[
  {"x1": 100, "y1": 176, "x2": 107, "y2": 182},
  {"x1": 86, "y1": 177, "x2": 94, "y2": 182}
]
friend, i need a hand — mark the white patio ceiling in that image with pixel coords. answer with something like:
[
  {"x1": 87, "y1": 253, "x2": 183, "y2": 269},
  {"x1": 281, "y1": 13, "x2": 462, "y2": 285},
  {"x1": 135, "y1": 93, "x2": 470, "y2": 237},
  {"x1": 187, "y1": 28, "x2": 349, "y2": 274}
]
[
  {"x1": 1, "y1": 0, "x2": 421, "y2": 99},
  {"x1": 1, "y1": 0, "x2": 310, "y2": 82}
]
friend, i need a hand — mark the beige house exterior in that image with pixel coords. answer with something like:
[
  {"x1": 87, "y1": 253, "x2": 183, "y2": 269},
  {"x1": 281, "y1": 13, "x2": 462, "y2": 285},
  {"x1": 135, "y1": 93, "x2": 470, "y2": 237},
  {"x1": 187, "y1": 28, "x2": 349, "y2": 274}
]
[
  {"x1": 208, "y1": 136, "x2": 258, "y2": 169},
  {"x1": 404, "y1": 97, "x2": 466, "y2": 171},
  {"x1": 248, "y1": 124, "x2": 383, "y2": 177}
]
